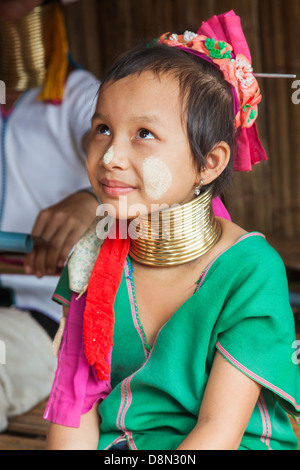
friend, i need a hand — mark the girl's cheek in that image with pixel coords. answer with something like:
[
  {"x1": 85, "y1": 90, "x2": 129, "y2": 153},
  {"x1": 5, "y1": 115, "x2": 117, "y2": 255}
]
[{"x1": 142, "y1": 156, "x2": 172, "y2": 201}]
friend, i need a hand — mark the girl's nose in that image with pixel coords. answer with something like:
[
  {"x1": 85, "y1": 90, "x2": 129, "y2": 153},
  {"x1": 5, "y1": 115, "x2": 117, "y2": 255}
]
[{"x1": 102, "y1": 141, "x2": 130, "y2": 170}]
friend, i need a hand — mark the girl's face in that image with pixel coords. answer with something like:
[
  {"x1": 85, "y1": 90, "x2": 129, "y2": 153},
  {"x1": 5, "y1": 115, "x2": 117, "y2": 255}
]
[{"x1": 87, "y1": 71, "x2": 201, "y2": 219}]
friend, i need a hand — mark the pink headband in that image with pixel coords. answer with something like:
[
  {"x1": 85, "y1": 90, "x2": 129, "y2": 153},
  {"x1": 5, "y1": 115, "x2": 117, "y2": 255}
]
[{"x1": 158, "y1": 10, "x2": 267, "y2": 172}]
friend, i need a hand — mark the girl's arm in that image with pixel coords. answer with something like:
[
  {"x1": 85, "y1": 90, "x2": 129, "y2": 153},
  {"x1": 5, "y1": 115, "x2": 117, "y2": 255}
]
[
  {"x1": 46, "y1": 306, "x2": 100, "y2": 450},
  {"x1": 177, "y1": 351, "x2": 262, "y2": 450},
  {"x1": 46, "y1": 402, "x2": 100, "y2": 450}
]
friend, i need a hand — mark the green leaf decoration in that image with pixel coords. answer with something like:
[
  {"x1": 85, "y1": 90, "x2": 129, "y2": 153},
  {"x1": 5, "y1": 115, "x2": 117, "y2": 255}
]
[
  {"x1": 205, "y1": 38, "x2": 215, "y2": 50},
  {"x1": 218, "y1": 41, "x2": 227, "y2": 50},
  {"x1": 205, "y1": 37, "x2": 232, "y2": 60}
]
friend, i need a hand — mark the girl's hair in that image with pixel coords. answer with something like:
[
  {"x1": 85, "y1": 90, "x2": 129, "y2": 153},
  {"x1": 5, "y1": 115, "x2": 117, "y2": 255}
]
[{"x1": 100, "y1": 42, "x2": 236, "y2": 197}]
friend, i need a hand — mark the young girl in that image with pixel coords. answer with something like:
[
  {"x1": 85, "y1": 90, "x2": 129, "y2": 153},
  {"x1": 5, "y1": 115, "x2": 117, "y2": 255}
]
[{"x1": 44, "y1": 11, "x2": 300, "y2": 450}]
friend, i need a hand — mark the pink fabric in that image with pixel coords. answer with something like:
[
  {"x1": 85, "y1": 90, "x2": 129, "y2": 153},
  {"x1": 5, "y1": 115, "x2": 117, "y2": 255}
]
[
  {"x1": 197, "y1": 10, "x2": 268, "y2": 172},
  {"x1": 197, "y1": 11, "x2": 251, "y2": 60},
  {"x1": 212, "y1": 196, "x2": 231, "y2": 220},
  {"x1": 44, "y1": 292, "x2": 111, "y2": 428}
]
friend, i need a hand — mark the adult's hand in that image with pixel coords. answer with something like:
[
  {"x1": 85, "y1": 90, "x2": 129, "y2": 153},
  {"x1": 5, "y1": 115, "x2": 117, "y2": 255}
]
[{"x1": 24, "y1": 191, "x2": 98, "y2": 278}]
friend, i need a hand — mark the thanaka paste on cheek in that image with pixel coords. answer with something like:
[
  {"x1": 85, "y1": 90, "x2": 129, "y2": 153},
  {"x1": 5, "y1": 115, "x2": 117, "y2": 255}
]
[
  {"x1": 103, "y1": 146, "x2": 114, "y2": 164},
  {"x1": 142, "y1": 156, "x2": 172, "y2": 201}
]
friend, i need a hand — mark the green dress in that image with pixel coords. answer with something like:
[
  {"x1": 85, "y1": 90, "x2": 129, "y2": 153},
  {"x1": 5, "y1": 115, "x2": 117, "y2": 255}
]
[{"x1": 53, "y1": 232, "x2": 300, "y2": 450}]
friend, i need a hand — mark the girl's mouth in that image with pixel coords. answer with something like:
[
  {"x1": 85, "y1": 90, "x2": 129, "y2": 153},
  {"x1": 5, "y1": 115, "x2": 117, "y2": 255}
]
[{"x1": 100, "y1": 179, "x2": 137, "y2": 197}]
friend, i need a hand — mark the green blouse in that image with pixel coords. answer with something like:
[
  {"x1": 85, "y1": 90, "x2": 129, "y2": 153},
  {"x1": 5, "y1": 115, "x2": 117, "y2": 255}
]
[{"x1": 53, "y1": 232, "x2": 300, "y2": 450}]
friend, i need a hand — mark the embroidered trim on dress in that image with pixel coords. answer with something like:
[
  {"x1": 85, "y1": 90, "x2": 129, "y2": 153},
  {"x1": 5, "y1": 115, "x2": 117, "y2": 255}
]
[
  {"x1": 195, "y1": 232, "x2": 265, "y2": 292},
  {"x1": 257, "y1": 393, "x2": 272, "y2": 450},
  {"x1": 125, "y1": 257, "x2": 152, "y2": 357}
]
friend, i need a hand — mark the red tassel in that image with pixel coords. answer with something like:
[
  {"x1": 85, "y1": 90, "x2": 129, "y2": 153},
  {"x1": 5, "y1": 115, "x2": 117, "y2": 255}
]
[{"x1": 83, "y1": 220, "x2": 130, "y2": 380}]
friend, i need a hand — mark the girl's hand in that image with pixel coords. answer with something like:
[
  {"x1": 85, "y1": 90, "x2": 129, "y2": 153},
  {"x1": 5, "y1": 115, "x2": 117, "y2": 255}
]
[{"x1": 24, "y1": 191, "x2": 98, "y2": 278}]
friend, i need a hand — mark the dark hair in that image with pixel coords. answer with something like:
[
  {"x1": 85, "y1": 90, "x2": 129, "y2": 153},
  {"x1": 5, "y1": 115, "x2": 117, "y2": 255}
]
[{"x1": 100, "y1": 43, "x2": 236, "y2": 197}]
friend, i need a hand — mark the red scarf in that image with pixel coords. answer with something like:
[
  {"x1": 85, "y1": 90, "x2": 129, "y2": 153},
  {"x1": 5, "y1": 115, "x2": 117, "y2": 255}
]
[{"x1": 83, "y1": 220, "x2": 130, "y2": 380}]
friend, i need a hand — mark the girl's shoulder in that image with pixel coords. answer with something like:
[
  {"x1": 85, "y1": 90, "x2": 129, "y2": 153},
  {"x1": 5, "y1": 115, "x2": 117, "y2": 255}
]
[
  {"x1": 218, "y1": 217, "x2": 278, "y2": 256},
  {"x1": 215, "y1": 217, "x2": 248, "y2": 252},
  {"x1": 209, "y1": 217, "x2": 286, "y2": 279}
]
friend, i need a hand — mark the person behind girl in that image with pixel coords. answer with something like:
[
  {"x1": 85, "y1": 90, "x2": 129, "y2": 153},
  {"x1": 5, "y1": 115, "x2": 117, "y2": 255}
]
[{"x1": 44, "y1": 11, "x2": 300, "y2": 450}]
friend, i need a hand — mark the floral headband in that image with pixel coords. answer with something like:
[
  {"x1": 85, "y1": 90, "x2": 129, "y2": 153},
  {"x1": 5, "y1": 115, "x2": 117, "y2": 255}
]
[
  {"x1": 158, "y1": 31, "x2": 261, "y2": 130},
  {"x1": 154, "y1": 11, "x2": 268, "y2": 173}
]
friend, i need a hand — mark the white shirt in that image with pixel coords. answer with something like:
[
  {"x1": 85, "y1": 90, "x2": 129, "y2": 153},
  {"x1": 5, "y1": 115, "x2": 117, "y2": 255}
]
[{"x1": 0, "y1": 69, "x2": 99, "y2": 321}]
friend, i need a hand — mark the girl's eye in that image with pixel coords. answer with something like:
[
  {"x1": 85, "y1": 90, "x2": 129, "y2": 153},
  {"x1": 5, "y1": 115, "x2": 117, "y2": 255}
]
[
  {"x1": 137, "y1": 128, "x2": 155, "y2": 140},
  {"x1": 96, "y1": 124, "x2": 111, "y2": 136}
]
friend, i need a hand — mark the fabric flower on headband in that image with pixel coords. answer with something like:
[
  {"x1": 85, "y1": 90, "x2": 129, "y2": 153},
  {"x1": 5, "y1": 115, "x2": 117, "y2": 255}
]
[{"x1": 158, "y1": 31, "x2": 262, "y2": 129}]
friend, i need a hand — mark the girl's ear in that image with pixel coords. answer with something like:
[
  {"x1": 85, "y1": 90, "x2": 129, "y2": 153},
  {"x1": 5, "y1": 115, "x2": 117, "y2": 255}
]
[{"x1": 198, "y1": 141, "x2": 231, "y2": 186}]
